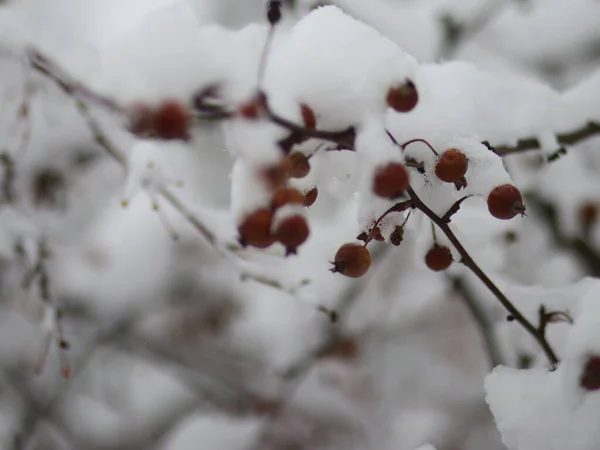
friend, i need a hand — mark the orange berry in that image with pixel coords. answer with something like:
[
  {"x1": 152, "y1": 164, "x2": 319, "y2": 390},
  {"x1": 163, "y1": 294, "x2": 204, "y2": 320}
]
[
  {"x1": 300, "y1": 103, "x2": 316, "y2": 129},
  {"x1": 330, "y1": 243, "x2": 371, "y2": 278},
  {"x1": 435, "y1": 149, "x2": 468, "y2": 183},
  {"x1": 271, "y1": 188, "x2": 306, "y2": 210},
  {"x1": 238, "y1": 209, "x2": 275, "y2": 248},
  {"x1": 425, "y1": 245, "x2": 453, "y2": 271},
  {"x1": 386, "y1": 80, "x2": 418, "y2": 113},
  {"x1": 274, "y1": 215, "x2": 310, "y2": 255},
  {"x1": 304, "y1": 187, "x2": 318, "y2": 207},
  {"x1": 154, "y1": 100, "x2": 190, "y2": 140},
  {"x1": 372, "y1": 162, "x2": 409, "y2": 199},
  {"x1": 284, "y1": 152, "x2": 311, "y2": 179},
  {"x1": 487, "y1": 184, "x2": 526, "y2": 220}
]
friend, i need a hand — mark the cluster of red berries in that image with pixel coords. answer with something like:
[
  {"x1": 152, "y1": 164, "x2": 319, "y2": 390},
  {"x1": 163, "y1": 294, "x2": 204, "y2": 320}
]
[
  {"x1": 237, "y1": 151, "x2": 318, "y2": 255},
  {"x1": 128, "y1": 99, "x2": 191, "y2": 140}
]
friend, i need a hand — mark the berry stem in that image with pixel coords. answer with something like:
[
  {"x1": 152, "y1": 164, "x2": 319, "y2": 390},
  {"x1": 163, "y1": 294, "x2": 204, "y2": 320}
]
[{"x1": 407, "y1": 186, "x2": 559, "y2": 367}]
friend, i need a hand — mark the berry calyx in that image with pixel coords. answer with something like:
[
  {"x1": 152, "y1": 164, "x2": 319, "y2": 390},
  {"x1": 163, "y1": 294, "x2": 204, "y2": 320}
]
[
  {"x1": 271, "y1": 188, "x2": 306, "y2": 210},
  {"x1": 581, "y1": 355, "x2": 600, "y2": 391},
  {"x1": 386, "y1": 80, "x2": 418, "y2": 113},
  {"x1": 487, "y1": 184, "x2": 526, "y2": 220},
  {"x1": 425, "y1": 245, "x2": 453, "y2": 271},
  {"x1": 284, "y1": 152, "x2": 311, "y2": 179},
  {"x1": 238, "y1": 209, "x2": 275, "y2": 248},
  {"x1": 390, "y1": 225, "x2": 404, "y2": 246},
  {"x1": 435, "y1": 149, "x2": 468, "y2": 183},
  {"x1": 330, "y1": 243, "x2": 371, "y2": 278},
  {"x1": 300, "y1": 104, "x2": 317, "y2": 130},
  {"x1": 154, "y1": 100, "x2": 191, "y2": 140},
  {"x1": 274, "y1": 215, "x2": 310, "y2": 255},
  {"x1": 372, "y1": 162, "x2": 410, "y2": 199},
  {"x1": 304, "y1": 187, "x2": 318, "y2": 207}
]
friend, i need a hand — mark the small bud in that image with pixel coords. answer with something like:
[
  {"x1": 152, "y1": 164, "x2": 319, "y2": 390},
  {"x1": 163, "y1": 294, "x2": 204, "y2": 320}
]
[
  {"x1": 425, "y1": 245, "x2": 453, "y2": 271},
  {"x1": 435, "y1": 149, "x2": 468, "y2": 183},
  {"x1": 154, "y1": 100, "x2": 191, "y2": 140},
  {"x1": 386, "y1": 80, "x2": 418, "y2": 113},
  {"x1": 300, "y1": 103, "x2": 317, "y2": 129},
  {"x1": 581, "y1": 355, "x2": 600, "y2": 391},
  {"x1": 487, "y1": 184, "x2": 526, "y2": 220},
  {"x1": 238, "y1": 209, "x2": 275, "y2": 248},
  {"x1": 330, "y1": 243, "x2": 371, "y2": 278},
  {"x1": 274, "y1": 215, "x2": 310, "y2": 255},
  {"x1": 390, "y1": 225, "x2": 404, "y2": 246},
  {"x1": 284, "y1": 152, "x2": 311, "y2": 179},
  {"x1": 303, "y1": 187, "x2": 318, "y2": 207},
  {"x1": 271, "y1": 188, "x2": 305, "y2": 210},
  {"x1": 372, "y1": 162, "x2": 410, "y2": 199}
]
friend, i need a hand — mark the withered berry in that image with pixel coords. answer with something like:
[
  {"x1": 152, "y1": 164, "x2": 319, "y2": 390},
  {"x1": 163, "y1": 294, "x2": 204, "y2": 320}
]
[
  {"x1": 386, "y1": 80, "x2": 418, "y2": 113},
  {"x1": 435, "y1": 149, "x2": 468, "y2": 183},
  {"x1": 425, "y1": 245, "x2": 453, "y2": 271},
  {"x1": 238, "y1": 209, "x2": 275, "y2": 248},
  {"x1": 154, "y1": 100, "x2": 190, "y2": 140},
  {"x1": 330, "y1": 243, "x2": 371, "y2": 278},
  {"x1": 271, "y1": 188, "x2": 306, "y2": 210},
  {"x1": 581, "y1": 355, "x2": 600, "y2": 391},
  {"x1": 284, "y1": 152, "x2": 311, "y2": 179},
  {"x1": 300, "y1": 103, "x2": 317, "y2": 130},
  {"x1": 274, "y1": 215, "x2": 310, "y2": 255},
  {"x1": 579, "y1": 201, "x2": 598, "y2": 234},
  {"x1": 304, "y1": 187, "x2": 318, "y2": 207},
  {"x1": 487, "y1": 184, "x2": 526, "y2": 220},
  {"x1": 372, "y1": 162, "x2": 409, "y2": 199},
  {"x1": 390, "y1": 225, "x2": 404, "y2": 246}
]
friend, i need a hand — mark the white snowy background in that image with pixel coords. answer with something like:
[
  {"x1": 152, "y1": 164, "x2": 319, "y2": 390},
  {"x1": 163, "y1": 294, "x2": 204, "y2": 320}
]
[{"x1": 0, "y1": 0, "x2": 599, "y2": 449}]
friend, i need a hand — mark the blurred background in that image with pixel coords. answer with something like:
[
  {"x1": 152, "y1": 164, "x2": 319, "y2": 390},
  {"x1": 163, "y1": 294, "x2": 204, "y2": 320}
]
[{"x1": 0, "y1": 0, "x2": 599, "y2": 449}]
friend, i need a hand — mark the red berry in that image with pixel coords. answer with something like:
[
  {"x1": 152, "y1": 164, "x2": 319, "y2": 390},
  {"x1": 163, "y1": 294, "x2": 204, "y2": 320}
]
[
  {"x1": 238, "y1": 209, "x2": 275, "y2": 248},
  {"x1": 425, "y1": 245, "x2": 453, "y2": 271},
  {"x1": 259, "y1": 164, "x2": 289, "y2": 191},
  {"x1": 487, "y1": 184, "x2": 526, "y2": 220},
  {"x1": 435, "y1": 149, "x2": 468, "y2": 183},
  {"x1": 300, "y1": 103, "x2": 317, "y2": 130},
  {"x1": 386, "y1": 80, "x2": 418, "y2": 113},
  {"x1": 274, "y1": 215, "x2": 310, "y2": 255},
  {"x1": 372, "y1": 162, "x2": 410, "y2": 199},
  {"x1": 271, "y1": 188, "x2": 305, "y2": 210},
  {"x1": 330, "y1": 243, "x2": 371, "y2": 278},
  {"x1": 153, "y1": 100, "x2": 190, "y2": 140},
  {"x1": 284, "y1": 152, "x2": 311, "y2": 179},
  {"x1": 304, "y1": 187, "x2": 318, "y2": 207},
  {"x1": 581, "y1": 355, "x2": 600, "y2": 390},
  {"x1": 390, "y1": 225, "x2": 404, "y2": 246}
]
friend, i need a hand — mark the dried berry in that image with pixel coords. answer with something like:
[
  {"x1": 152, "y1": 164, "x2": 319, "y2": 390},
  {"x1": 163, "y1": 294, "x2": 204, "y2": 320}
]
[
  {"x1": 284, "y1": 152, "x2": 311, "y2": 179},
  {"x1": 390, "y1": 225, "x2": 404, "y2": 246},
  {"x1": 154, "y1": 100, "x2": 190, "y2": 140},
  {"x1": 271, "y1": 188, "x2": 305, "y2": 210},
  {"x1": 425, "y1": 245, "x2": 453, "y2": 271},
  {"x1": 274, "y1": 215, "x2": 310, "y2": 255},
  {"x1": 322, "y1": 337, "x2": 360, "y2": 361},
  {"x1": 435, "y1": 149, "x2": 468, "y2": 183},
  {"x1": 386, "y1": 80, "x2": 418, "y2": 113},
  {"x1": 579, "y1": 201, "x2": 598, "y2": 234},
  {"x1": 330, "y1": 243, "x2": 371, "y2": 278},
  {"x1": 304, "y1": 187, "x2": 318, "y2": 207},
  {"x1": 581, "y1": 355, "x2": 600, "y2": 391},
  {"x1": 487, "y1": 184, "x2": 526, "y2": 220},
  {"x1": 266, "y1": 0, "x2": 282, "y2": 25},
  {"x1": 238, "y1": 209, "x2": 275, "y2": 248},
  {"x1": 372, "y1": 162, "x2": 410, "y2": 199},
  {"x1": 300, "y1": 103, "x2": 316, "y2": 129},
  {"x1": 372, "y1": 226, "x2": 384, "y2": 242}
]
